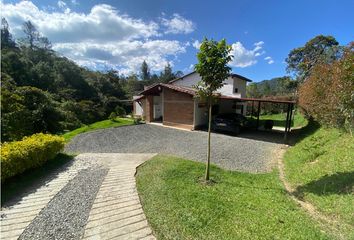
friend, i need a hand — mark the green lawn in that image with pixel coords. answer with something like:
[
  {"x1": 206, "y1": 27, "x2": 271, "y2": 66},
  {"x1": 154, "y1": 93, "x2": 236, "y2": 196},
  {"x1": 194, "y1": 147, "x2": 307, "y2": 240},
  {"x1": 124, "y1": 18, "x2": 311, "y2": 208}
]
[
  {"x1": 248, "y1": 112, "x2": 308, "y2": 129},
  {"x1": 284, "y1": 126, "x2": 354, "y2": 238},
  {"x1": 136, "y1": 155, "x2": 331, "y2": 240},
  {"x1": 62, "y1": 117, "x2": 135, "y2": 141}
]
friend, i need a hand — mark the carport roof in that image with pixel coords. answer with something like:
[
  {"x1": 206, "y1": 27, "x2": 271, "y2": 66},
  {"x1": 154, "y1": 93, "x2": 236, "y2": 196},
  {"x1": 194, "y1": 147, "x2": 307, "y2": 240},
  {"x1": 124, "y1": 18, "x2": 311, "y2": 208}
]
[
  {"x1": 220, "y1": 95, "x2": 296, "y2": 104},
  {"x1": 135, "y1": 83, "x2": 296, "y2": 104}
]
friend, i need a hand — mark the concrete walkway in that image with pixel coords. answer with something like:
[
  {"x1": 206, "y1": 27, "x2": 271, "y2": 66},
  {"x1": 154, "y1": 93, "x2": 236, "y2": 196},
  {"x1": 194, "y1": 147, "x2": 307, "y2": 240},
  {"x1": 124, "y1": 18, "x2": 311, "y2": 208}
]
[{"x1": 1, "y1": 153, "x2": 157, "y2": 240}]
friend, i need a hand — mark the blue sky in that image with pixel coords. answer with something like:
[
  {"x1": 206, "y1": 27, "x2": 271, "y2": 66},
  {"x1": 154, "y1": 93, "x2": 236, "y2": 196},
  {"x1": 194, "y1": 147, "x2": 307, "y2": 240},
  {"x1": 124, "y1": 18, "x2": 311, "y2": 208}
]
[{"x1": 2, "y1": 0, "x2": 353, "y2": 81}]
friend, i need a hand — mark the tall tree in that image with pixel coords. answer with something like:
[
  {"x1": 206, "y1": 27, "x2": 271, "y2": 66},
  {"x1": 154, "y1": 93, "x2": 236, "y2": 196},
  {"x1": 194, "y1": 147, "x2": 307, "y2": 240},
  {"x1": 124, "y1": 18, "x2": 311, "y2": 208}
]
[
  {"x1": 21, "y1": 21, "x2": 39, "y2": 49},
  {"x1": 286, "y1": 35, "x2": 339, "y2": 81},
  {"x1": 1, "y1": 18, "x2": 16, "y2": 49},
  {"x1": 20, "y1": 21, "x2": 51, "y2": 49},
  {"x1": 194, "y1": 38, "x2": 232, "y2": 181},
  {"x1": 140, "y1": 60, "x2": 150, "y2": 81},
  {"x1": 160, "y1": 63, "x2": 174, "y2": 83}
]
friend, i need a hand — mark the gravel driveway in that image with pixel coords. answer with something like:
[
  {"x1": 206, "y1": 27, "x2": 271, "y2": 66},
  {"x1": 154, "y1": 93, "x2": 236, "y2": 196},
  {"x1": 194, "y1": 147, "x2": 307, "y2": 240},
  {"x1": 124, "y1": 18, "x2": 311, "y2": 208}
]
[{"x1": 66, "y1": 124, "x2": 281, "y2": 172}]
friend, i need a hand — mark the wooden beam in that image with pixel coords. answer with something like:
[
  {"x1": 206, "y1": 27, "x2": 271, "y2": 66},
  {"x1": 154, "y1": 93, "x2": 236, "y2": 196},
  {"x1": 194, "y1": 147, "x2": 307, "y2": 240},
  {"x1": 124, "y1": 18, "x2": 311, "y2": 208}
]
[
  {"x1": 256, "y1": 101, "x2": 261, "y2": 130},
  {"x1": 287, "y1": 103, "x2": 294, "y2": 132},
  {"x1": 251, "y1": 101, "x2": 254, "y2": 117},
  {"x1": 284, "y1": 103, "x2": 291, "y2": 142}
]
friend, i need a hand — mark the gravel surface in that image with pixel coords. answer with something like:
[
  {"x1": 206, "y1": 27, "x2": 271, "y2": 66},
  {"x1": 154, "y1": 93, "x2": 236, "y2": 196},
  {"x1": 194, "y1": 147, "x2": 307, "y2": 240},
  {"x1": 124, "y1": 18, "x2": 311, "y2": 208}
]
[
  {"x1": 65, "y1": 124, "x2": 282, "y2": 172},
  {"x1": 19, "y1": 167, "x2": 108, "y2": 240}
]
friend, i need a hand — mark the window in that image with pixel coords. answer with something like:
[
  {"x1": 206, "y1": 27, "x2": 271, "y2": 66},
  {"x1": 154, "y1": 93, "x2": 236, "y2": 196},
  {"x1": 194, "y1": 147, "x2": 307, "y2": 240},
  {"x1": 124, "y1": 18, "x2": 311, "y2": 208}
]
[{"x1": 234, "y1": 88, "x2": 238, "y2": 93}]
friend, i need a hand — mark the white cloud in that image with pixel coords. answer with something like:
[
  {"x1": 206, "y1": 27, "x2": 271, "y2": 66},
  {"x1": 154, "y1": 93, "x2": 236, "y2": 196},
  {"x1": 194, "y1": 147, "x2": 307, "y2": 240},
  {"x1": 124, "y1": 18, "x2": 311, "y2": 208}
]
[
  {"x1": 57, "y1": 0, "x2": 66, "y2": 9},
  {"x1": 161, "y1": 13, "x2": 195, "y2": 34},
  {"x1": 192, "y1": 40, "x2": 201, "y2": 49},
  {"x1": 264, "y1": 56, "x2": 274, "y2": 64},
  {"x1": 1, "y1": 1, "x2": 189, "y2": 73},
  {"x1": 229, "y1": 41, "x2": 265, "y2": 68}
]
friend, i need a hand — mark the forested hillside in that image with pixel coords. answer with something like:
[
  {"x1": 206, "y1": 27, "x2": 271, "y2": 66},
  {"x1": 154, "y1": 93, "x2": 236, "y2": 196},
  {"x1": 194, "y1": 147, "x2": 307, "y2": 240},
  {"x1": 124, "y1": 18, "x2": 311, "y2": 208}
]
[
  {"x1": 1, "y1": 19, "x2": 181, "y2": 142},
  {"x1": 246, "y1": 76, "x2": 297, "y2": 98}
]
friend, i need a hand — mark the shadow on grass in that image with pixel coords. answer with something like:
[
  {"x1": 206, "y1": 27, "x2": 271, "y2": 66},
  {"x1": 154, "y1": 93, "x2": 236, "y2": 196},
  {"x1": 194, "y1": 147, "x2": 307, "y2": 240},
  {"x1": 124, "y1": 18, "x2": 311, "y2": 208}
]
[
  {"x1": 1, "y1": 153, "x2": 74, "y2": 207},
  {"x1": 288, "y1": 120, "x2": 321, "y2": 146},
  {"x1": 294, "y1": 171, "x2": 354, "y2": 198}
]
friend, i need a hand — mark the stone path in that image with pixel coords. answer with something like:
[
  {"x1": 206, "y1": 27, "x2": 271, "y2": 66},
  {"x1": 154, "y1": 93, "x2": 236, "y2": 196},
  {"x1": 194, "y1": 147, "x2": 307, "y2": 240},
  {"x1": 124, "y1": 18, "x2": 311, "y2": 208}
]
[{"x1": 1, "y1": 153, "x2": 157, "y2": 240}]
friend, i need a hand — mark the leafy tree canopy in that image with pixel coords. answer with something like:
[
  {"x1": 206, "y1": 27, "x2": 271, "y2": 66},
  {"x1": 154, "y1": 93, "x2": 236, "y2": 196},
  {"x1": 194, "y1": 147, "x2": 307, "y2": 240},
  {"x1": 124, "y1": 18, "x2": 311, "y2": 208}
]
[{"x1": 286, "y1": 35, "x2": 340, "y2": 81}]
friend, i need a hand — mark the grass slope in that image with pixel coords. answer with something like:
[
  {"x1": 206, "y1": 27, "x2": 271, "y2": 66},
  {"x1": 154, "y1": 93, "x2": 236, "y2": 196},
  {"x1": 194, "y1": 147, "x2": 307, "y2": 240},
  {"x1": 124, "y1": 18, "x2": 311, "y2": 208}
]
[
  {"x1": 284, "y1": 127, "x2": 354, "y2": 238},
  {"x1": 136, "y1": 155, "x2": 330, "y2": 240},
  {"x1": 62, "y1": 117, "x2": 134, "y2": 141}
]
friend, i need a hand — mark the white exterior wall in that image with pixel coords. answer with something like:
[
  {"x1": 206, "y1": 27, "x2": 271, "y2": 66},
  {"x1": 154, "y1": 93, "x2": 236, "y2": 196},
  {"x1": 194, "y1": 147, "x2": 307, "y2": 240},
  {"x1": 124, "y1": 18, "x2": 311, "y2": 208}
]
[
  {"x1": 134, "y1": 101, "x2": 144, "y2": 116},
  {"x1": 234, "y1": 77, "x2": 247, "y2": 98},
  {"x1": 172, "y1": 72, "x2": 202, "y2": 87},
  {"x1": 193, "y1": 100, "x2": 208, "y2": 128},
  {"x1": 172, "y1": 72, "x2": 246, "y2": 98}
]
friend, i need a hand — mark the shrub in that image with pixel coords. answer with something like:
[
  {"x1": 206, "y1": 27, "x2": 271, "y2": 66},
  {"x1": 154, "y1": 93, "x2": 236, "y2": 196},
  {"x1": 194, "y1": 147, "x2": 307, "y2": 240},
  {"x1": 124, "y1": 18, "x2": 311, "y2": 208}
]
[
  {"x1": 114, "y1": 106, "x2": 126, "y2": 117},
  {"x1": 109, "y1": 112, "x2": 117, "y2": 121},
  {"x1": 299, "y1": 43, "x2": 353, "y2": 133},
  {"x1": 133, "y1": 116, "x2": 142, "y2": 125},
  {"x1": 1, "y1": 133, "x2": 65, "y2": 182}
]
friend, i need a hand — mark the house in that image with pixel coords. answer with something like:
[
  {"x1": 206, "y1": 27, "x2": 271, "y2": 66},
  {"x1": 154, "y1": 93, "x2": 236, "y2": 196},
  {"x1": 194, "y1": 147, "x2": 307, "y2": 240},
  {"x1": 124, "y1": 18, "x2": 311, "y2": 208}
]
[{"x1": 133, "y1": 71, "x2": 252, "y2": 130}]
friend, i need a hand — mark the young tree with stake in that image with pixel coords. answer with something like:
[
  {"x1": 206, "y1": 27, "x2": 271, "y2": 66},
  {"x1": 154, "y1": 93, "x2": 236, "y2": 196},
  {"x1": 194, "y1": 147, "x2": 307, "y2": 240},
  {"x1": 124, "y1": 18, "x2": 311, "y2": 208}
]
[{"x1": 194, "y1": 38, "x2": 232, "y2": 181}]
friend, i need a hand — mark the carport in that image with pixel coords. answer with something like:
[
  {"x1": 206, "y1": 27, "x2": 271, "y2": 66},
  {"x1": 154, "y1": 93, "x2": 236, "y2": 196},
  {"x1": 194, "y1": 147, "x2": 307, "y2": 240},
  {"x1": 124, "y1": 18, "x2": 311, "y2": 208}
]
[{"x1": 219, "y1": 96, "x2": 296, "y2": 142}]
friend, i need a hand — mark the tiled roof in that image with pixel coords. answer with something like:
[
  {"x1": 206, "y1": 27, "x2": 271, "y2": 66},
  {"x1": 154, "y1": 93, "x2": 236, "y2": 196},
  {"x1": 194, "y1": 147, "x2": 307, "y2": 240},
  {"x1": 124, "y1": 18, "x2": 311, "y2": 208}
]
[
  {"x1": 168, "y1": 71, "x2": 252, "y2": 84},
  {"x1": 137, "y1": 83, "x2": 196, "y2": 96}
]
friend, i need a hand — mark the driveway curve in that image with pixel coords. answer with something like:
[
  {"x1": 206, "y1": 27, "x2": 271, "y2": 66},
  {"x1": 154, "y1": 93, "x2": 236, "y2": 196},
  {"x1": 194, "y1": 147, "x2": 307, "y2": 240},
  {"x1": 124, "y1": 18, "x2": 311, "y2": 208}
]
[
  {"x1": 65, "y1": 124, "x2": 281, "y2": 173},
  {"x1": 65, "y1": 124, "x2": 281, "y2": 172}
]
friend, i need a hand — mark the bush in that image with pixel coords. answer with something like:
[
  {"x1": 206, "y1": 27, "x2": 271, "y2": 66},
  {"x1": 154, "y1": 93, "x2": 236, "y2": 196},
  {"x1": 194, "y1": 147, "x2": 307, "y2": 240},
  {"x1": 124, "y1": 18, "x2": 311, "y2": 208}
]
[
  {"x1": 114, "y1": 106, "x2": 126, "y2": 117},
  {"x1": 133, "y1": 116, "x2": 142, "y2": 125},
  {"x1": 299, "y1": 43, "x2": 353, "y2": 132},
  {"x1": 109, "y1": 112, "x2": 117, "y2": 121},
  {"x1": 1, "y1": 133, "x2": 65, "y2": 182}
]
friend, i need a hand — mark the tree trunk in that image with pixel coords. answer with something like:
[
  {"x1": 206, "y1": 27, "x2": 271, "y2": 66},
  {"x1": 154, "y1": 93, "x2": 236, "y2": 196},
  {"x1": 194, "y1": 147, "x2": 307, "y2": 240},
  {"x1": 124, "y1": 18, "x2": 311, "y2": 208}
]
[{"x1": 205, "y1": 99, "x2": 212, "y2": 181}]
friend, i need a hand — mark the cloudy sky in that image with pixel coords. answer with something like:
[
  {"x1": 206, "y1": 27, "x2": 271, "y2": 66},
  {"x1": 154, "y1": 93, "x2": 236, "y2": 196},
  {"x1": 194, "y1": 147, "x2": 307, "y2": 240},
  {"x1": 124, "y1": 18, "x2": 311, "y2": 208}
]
[{"x1": 1, "y1": 0, "x2": 353, "y2": 81}]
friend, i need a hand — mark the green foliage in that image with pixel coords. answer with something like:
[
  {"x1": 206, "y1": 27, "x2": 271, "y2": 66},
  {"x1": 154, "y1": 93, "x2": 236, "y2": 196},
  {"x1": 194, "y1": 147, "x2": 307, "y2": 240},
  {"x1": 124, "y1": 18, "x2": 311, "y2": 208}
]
[
  {"x1": 256, "y1": 76, "x2": 298, "y2": 96},
  {"x1": 0, "y1": 18, "x2": 185, "y2": 141},
  {"x1": 254, "y1": 112, "x2": 308, "y2": 128},
  {"x1": 136, "y1": 155, "x2": 331, "y2": 239},
  {"x1": 159, "y1": 63, "x2": 174, "y2": 83},
  {"x1": 286, "y1": 35, "x2": 340, "y2": 80},
  {"x1": 194, "y1": 38, "x2": 232, "y2": 98},
  {"x1": 194, "y1": 38, "x2": 232, "y2": 180},
  {"x1": 1, "y1": 78, "x2": 64, "y2": 141},
  {"x1": 298, "y1": 43, "x2": 354, "y2": 132},
  {"x1": 284, "y1": 126, "x2": 354, "y2": 236},
  {"x1": 132, "y1": 116, "x2": 142, "y2": 124},
  {"x1": 108, "y1": 112, "x2": 117, "y2": 121},
  {"x1": 114, "y1": 105, "x2": 126, "y2": 117},
  {"x1": 1, "y1": 18, "x2": 16, "y2": 49},
  {"x1": 140, "y1": 60, "x2": 150, "y2": 81},
  {"x1": 19, "y1": 20, "x2": 51, "y2": 49},
  {"x1": 1, "y1": 133, "x2": 65, "y2": 182}
]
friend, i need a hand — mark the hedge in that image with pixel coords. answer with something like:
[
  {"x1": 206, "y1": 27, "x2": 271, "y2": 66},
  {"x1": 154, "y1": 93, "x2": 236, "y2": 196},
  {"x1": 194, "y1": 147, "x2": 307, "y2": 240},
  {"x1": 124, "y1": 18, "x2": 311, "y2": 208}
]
[{"x1": 1, "y1": 133, "x2": 65, "y2": 182}]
